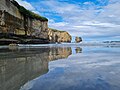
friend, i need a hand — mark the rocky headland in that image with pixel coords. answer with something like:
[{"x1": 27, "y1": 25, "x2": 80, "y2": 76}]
[
  {"x1": 48, "y1": 28, "x2": 71, "y2": 43},
  {"x1": 0, "y1": 0, "x2": 72, "y2": 45}
]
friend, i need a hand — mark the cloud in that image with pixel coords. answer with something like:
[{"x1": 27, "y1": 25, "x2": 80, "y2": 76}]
[
  {"x1": 15, "y1": 0, "x2": 41, "y2": 17},
  {"x1": 16, "y1": 0, "x2": 120, "y2": 41},
  {"x1": 15, "y1": 0, "x2": 35, "y2": 11}
]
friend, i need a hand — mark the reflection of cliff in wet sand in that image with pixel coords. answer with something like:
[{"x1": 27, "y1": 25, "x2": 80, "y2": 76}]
[
  {"x1": 75, "y1": 47, "x2": 82, "y2": 53},
  {"x1": 0, "y1": 47, "x2": 72, "y2": 90},
  {"x1": 0, "y1": 48, "x2": 49, "y2": 90},
  {"x1": 49, "y1": 47, "x2": 72, "y2": 61}
]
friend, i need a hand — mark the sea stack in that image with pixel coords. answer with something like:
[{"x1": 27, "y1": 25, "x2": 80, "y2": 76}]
[{"x1": 75, "y1": 37, "x2": 82, "y2": 43}]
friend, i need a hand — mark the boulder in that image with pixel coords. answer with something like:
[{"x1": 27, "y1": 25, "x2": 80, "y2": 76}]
[{"x1": 75, "y1": 37, "x2": 82, "y2": 43}]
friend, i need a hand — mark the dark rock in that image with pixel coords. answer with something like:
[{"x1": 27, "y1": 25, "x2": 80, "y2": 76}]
[{"x1": 75, "y1": 37, "x2": 82, "y2": 43}]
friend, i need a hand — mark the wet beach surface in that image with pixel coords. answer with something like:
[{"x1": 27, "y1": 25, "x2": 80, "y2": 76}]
[{"x1": 0, "y1": 44, "x2": 120, "y2": 90}]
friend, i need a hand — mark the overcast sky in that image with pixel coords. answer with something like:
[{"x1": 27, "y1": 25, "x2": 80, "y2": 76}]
[{"x1": 16, "y1": 0, "x2": 120, "y2": 41}]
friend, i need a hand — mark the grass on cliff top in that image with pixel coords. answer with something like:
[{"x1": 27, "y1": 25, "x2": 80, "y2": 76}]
[
  {"x1": 50, "y1": 28, "x2": 66, "y2": 32},
  {"x1": 11, "y1": 0, "x2": 48, "y2": 21}
]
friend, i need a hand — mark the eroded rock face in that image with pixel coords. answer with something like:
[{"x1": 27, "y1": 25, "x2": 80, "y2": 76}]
[
  {"x1": 0, "y1": 0, "x2": 49, "y2": 38},
  {"x1": 48, "y1": 28, "x2": 72, "y2": 43},
  {"x1": 0, "y1": 10, "x2": 49, "y2": 39},
  {"x1": 0, "y1": 0, "x2": 72, "y2": 44},
  {"x1": 31, "y1": 20, "x2": 49, "y2": 39},
  {"x1": 75, "y1": 37, "x2": 82, "y2": 43}
]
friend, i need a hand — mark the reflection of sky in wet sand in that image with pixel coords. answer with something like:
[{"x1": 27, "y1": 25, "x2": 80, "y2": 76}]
[
  {"x1": 0, "y1": 46, "x2": 73, "y2": 90},
  {"x1": 21, "y1": 47, "x2": 120, "y2": 90}
]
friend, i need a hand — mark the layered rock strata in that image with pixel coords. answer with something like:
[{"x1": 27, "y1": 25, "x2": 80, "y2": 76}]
[
  {"x1": 48, "y1": 28, "x2": 71, "y2": 43},
  {"x1": 0, "y1": 0, "x2": 72, "y2": 44}
]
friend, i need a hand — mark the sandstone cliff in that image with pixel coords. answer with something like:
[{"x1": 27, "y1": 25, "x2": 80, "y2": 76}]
[
  {"x1": 0, "y1": 0, "x2": 72, "y2": 44},
  {"x1": 48, "y1": 28, "x2": 71, "y2": 43},
  {"x1": 0, "y1": 0, "x2": 48, "y2": 37}
]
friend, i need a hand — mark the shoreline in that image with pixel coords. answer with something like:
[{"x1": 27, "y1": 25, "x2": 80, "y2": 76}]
[{"x1": 0, "y1": 42, "x2": 120, "y2": 49}]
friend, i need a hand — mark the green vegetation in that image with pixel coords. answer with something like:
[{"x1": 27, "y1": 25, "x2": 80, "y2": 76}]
[
  {"x1": 11, "y1": 0, "x2": 48, "y2": 21},
  {"x1": 49, "y1": 28, "x2": 66, "y2": 32}
]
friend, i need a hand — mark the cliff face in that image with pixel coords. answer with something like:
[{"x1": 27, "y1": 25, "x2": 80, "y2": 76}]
[
  {"x1": 0, "y1": 0, "x2": 71, "y2": 44},
  {"x1": 0, "y1": 0, "x2": 49, "y2": 38},
  {"x1": 48, "y1": 28, "x2": 71, "y2": 43}
]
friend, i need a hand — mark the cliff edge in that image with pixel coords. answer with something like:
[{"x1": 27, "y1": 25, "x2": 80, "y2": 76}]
[
  {"x1": 48, "y1": 28, "x2": 71, "y2": 43},
  {"x1": 0, "y1": 0, "x2": 71, "y2": 45}
]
